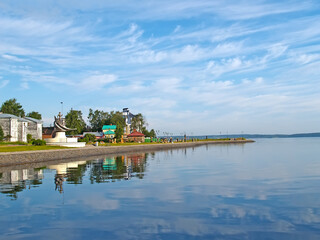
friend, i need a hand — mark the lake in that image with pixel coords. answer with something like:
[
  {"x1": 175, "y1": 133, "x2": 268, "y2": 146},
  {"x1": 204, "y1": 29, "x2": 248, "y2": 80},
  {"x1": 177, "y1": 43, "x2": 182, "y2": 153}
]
[{"x1": 1, "y1": 138, "x2": 320, "y2": 239}]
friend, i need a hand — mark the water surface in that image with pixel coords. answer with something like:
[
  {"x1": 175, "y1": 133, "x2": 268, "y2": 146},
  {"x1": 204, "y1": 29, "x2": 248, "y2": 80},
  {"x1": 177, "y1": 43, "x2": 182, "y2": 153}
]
[{"x1": 1, "y1": 138, "x2": 320, "y2": 239}]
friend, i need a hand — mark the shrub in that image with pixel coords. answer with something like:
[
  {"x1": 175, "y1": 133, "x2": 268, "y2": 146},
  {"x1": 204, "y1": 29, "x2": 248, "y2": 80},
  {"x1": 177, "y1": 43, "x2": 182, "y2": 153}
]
[
  {"x1": 4, "y1": 135, "x2": 11, "y2": 141},
  {"x1": 32, "y1": 139, "x2": 46, "y2": 146},
  {"x1": 0, "y1": 125, "x2": 3, "y2": 142},
  {"x1": 27, "y1": 134, "x2": 33, "y2": 143},
  {"x1": 79, "y1": 134, "x2": 97, "y2": 143}
]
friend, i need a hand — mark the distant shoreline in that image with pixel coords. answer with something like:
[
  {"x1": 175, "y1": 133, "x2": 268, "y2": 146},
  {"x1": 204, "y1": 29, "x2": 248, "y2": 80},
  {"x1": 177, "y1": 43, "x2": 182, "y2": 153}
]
[
  {"x1": 0, "y1": 140, "x2": 254, "y2": 167},
  {"x1": 184, "y1": 133, "x2": 320, "y2": 139}
]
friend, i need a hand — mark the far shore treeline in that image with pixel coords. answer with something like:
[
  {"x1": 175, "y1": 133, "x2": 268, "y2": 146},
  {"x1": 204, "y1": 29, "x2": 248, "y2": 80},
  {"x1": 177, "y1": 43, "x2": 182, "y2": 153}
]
[{"x1": 0, "y1": 98, "x2": 156, "y2": 141}]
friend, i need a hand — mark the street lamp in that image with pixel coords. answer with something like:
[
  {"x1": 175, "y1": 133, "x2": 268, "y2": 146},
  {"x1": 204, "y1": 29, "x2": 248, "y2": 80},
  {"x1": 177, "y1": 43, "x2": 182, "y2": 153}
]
[{"x1": 60, "y1": 102, "x2": 63, "y2": 116}]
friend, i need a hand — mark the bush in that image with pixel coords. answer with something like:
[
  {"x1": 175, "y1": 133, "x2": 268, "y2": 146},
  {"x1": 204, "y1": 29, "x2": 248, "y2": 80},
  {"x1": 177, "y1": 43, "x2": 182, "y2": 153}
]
[
  {"x1": 0, "y1": 125, "x2": 3, "y2": 142},
  {"x1": 32, "y1": 139, "x2": 46, "y2": 146},
  {"x1": 27, "y1": 134, "x2": 33, "y2": 143},
  {"x1": 79, "y1": 134, "x2": 97, "y2": 143}
]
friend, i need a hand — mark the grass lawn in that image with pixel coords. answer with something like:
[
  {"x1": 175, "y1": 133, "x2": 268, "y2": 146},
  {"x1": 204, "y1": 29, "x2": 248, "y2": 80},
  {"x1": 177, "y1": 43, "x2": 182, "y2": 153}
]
[{"x1": 0, "y1": 145, "x2": 69, "y2": 152}]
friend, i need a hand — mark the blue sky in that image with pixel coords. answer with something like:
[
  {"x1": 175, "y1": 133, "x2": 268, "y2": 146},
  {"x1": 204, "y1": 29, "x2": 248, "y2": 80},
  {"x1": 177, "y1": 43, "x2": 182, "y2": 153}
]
[{"x1": 0, "y1": 0, "x2": 319, "y2": 135}]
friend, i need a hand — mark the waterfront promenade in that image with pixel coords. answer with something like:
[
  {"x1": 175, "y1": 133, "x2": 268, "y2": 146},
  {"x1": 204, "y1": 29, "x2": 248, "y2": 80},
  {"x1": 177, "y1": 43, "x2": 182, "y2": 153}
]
[{"x1": 0, "y1": 140, "x2": 254, "y2": 166}]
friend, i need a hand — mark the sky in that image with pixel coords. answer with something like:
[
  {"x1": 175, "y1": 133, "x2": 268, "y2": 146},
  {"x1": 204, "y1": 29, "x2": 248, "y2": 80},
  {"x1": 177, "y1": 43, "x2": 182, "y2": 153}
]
[{"x1": 0, "y1": 0, "x2": 319, "y2": 135}]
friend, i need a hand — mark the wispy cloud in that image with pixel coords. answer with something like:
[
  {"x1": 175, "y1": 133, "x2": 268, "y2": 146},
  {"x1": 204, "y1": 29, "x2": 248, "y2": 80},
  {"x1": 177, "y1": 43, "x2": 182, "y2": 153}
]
[
  {"x1": 0, "y1": 79, "x2": 9, "y2": 88},
  {"x1": 0, "y1": 0, "x2": 319, "y2": 133},
  {"x1": 2, "y1": 54, "x2": 25, "y2": 62},
  {"x1": 77, "y1": 74, "x2": 117, "y2": 91}
]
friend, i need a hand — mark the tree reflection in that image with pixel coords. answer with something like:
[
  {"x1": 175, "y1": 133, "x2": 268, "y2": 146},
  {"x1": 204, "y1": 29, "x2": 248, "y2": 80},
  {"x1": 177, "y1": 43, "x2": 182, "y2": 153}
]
[
  {"x1": 0, "y1": 153, "x2": 150, "y2": 198},
  {"x1": 0, "y1": 168, "x2": 44, "y2": 200},
  {"x1": 89, "y1": 153, "x2": 148, "y2": 183}
]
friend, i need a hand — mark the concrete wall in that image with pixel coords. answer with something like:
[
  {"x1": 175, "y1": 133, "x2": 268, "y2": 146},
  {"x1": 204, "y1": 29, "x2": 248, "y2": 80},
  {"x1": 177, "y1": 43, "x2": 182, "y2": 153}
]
[
  {"x1": 37, "y1": 123, "x2": 42, "y2": 140},
  {"x1": 0, "y1": 119, "x2": 10, "y2": 139},
  {"x1": 10, "y1": 119, "x2": 19, "y2": 142},
  {"x1": 0, "y1": 118, "x2": 28, "y2": 142},
  {"x1": 27, "y1": 122, "x2": 42, "y2": 140},
  {"x1": 20, "y1": 122, "x2": 27, "y2": 142}
]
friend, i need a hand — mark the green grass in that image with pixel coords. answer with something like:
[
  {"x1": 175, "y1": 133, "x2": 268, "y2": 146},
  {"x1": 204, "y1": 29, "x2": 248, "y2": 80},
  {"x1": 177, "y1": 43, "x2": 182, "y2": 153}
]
[
  {"x1": 0, "y1": 145, "x2": 68, "y2": 152},
  {"x1": 0, "y1": 141, "x2": 28, "y2": 145}
]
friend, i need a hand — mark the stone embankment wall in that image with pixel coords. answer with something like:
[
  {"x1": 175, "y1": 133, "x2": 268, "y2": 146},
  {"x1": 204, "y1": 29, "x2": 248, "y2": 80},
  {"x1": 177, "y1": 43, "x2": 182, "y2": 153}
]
[{"x1": 0, "y1": 140, "x2": 254, "y2": 167}]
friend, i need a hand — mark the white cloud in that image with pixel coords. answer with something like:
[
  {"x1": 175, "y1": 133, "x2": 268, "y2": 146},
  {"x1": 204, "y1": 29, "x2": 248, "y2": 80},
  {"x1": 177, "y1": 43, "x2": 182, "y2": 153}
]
[
  {"x1": 220, "y1": 1, "x2": 310, "y2": 20},
  {"x1": 2, "y1": 54, "x2": 25, "y2": 62},
  {"x1": 20, "y1": 82, "x2": 29, "y2": 89},
  {"x1": 263, "y1": 44, "x2": 288, "y2": 62},
  {"x1": 206, "y1": 57, "x2": 252, "y2": 77},
  {"x1": 0, "y1": 0, "x2": 319, "y2": 134},
  {"x1": 130, "y1": 50, "x2": 167, "y2": 63},
  {"x1": 0, "y1": 79, "x2": 9, "y2": 88},
  {"x1": 295, "y1": 54, "x2": 320, "y2": 64},
  {"x1": 77, "y1": 74, "x2": 117, "y2": 91},
  {"x1": 174, "y1": 25, "x2": 181, "y2": 33}
]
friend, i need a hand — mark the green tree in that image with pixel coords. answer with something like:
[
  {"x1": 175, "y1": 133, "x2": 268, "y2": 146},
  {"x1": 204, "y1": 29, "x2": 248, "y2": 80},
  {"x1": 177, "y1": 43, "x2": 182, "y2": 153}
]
[
  {"x1": 0, "y1": 98, "x2": 25, "y2": 117},
  {"x1": 131, "y1": 113, "x2": 146, "y2": 132},
  {"x1": 0, "y1": 125, "x2": 4, "y2": 142},
  {"x1": 87, "y1": 108, "x2": 109, "y2": 132},
  {"x1": 141, "y1": 127, "x2": 156, "y2": 138},
  {"x1": 131, "y1": 114, "x2": 155, "y2": 138},
  {"x1": 109, "y1": 111, "x2": 125, "y2": 140},
  {"x1": 65, "y1": 109, "x2": 86, "y2": 135},
  {"x1": 79, "y1": 134, "x2": 96, "y2": 143},
  {"x1": 26, "y1": 111, "x2": 42, "y2": 120}
]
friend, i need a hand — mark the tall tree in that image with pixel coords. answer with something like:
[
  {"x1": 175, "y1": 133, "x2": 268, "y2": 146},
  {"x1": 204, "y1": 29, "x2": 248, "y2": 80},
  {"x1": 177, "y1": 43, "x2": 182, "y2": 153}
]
[
  {"x1": 131, "y1": 113, "x2": 146, "y2": 132},
  {"x1": 26, "y1": 111, "x2": 42, "y2": 120},
  {"x1": 109, "y1": 111, "x2": 125, "y2": 140},
  {"x1": 0, "y1": 98, "x2": 25, "y2": 117},
  {"x1": 65, "y1": 109, "x2": 86, "y2": 135},
  {"x1": 87, "y1": 108, "x2": 109, "y2": 132}
]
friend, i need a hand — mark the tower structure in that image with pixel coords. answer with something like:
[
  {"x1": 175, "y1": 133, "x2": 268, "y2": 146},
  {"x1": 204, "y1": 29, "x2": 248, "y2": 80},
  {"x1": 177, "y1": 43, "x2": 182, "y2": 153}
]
[{"x1": 122, "y1": 108, "x2": 135, "y2": 135}]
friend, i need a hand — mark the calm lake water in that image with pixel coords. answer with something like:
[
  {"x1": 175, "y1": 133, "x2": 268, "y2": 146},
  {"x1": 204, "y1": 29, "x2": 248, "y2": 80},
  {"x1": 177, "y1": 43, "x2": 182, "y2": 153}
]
[{"x1": 1, "y1": 138, "x2": 320, "y2": 239}]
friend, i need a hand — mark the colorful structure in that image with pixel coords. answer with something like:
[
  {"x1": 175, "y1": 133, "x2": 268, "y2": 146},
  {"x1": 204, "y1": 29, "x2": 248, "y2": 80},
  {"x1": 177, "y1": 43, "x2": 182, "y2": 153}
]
[
  {"x1": 102, "y1": 125, "x2": 116, "y2": 138},
  {"x1": 127, "y1": 129, "x2": 145, "y2": 143},
  {"x1": 103, "y1": 158, "x2": 117, "y2": 171}
]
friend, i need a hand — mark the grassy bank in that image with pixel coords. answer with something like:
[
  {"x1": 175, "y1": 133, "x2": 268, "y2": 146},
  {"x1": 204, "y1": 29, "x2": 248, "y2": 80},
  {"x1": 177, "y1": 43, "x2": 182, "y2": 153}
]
[
  {"x1": 0, "y1": 145, "x2": 68, "y2": 152},
  {"x1": 0, "y1": 138, "x2": 248, "y2": 152}
]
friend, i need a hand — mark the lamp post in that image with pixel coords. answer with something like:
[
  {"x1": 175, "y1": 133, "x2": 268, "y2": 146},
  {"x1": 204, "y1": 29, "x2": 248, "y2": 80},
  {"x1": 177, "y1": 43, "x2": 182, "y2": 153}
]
[{"x1": 60, "y1": 102, "x2": 63, "y2": 116}]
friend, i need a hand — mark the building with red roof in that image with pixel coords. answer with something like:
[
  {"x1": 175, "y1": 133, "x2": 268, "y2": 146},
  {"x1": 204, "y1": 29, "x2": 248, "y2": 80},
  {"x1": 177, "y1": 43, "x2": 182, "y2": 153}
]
[{"x1": 127, "y1": 129, "x2": 145, "y2": 143}]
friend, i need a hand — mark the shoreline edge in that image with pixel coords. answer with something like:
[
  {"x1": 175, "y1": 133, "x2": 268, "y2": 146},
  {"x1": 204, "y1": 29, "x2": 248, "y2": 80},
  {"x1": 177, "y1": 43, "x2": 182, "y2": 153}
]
[{"x1": 0, "y1": 140, "x2": 254, "y2": 167}]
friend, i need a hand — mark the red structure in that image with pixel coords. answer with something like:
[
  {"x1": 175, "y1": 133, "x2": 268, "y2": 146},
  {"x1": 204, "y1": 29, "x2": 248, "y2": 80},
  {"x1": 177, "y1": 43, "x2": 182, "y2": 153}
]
[{"x1": 127, "y1": 129, "x2": 145, "y2": 143}]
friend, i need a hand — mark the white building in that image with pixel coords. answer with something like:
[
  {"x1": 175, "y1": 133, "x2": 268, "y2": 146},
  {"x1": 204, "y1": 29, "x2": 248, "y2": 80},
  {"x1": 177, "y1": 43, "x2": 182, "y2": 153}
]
[
  {"x1": 0, "y1": 113, "x2": 42, "y2": 142},
  {"x1": 24, "y1": 117, "x2": 43, "y2": 140}
]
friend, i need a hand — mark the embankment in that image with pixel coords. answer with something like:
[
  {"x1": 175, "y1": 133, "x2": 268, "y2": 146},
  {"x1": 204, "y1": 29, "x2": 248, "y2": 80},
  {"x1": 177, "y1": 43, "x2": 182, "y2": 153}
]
[{"x1": 0, "y1": 140, "x2": 254, "y2": 167}]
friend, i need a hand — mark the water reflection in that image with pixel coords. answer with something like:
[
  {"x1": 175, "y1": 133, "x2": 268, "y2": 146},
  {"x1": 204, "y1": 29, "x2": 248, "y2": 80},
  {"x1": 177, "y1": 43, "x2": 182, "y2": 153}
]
[
  {"x1": 89, "y1": 153, "x2": 147, "y2": 183},
  {"x1": 0, "y1": 168, "x2": 43, "y2": 199},
  {"x1": 1, "y1": 139, "x2": 320, "y2": 239},
  {"x1": 0, "y1": 153, "x2": 148, "y2": 199}
]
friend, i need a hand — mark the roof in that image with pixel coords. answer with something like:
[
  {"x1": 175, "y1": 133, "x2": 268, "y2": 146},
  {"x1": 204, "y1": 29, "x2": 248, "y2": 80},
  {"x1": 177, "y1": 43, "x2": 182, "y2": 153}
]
[
  {"x1": 0, "y1": 113, "x2": 29, "y2": 122},
  {"x1": 102, "y1": 125, "x2": 116, "y2": 130},
  {"x1": 83, "y1": 132, "x2": 103, "y2": 137},
  {"x1": 24, "y1": 116, "x2": 43, "y2": 123},
  {"x1": 127, "y1": 130, "x2": 145, "y2": 137}
]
